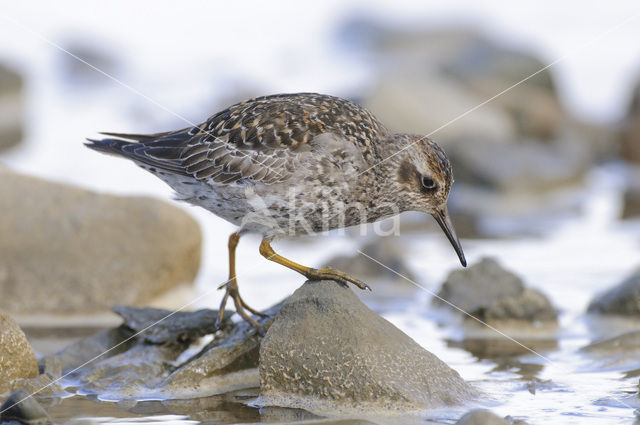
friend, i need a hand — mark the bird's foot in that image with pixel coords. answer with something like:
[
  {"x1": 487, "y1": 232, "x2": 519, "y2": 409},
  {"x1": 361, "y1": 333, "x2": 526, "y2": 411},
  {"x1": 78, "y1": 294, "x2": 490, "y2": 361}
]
[
  {"x1": 217, "y1": 280, "x2": 268, "y2": 335},
  {"x1": 305, "y1": 267, "x2": 371, "y2": 291}
]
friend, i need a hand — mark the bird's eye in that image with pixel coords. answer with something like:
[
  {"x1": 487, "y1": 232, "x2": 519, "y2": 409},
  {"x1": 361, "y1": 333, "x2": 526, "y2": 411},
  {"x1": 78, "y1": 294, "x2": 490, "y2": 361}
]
[{"x1": 421, "y1": 176, "x2": 436, "y2": 190}]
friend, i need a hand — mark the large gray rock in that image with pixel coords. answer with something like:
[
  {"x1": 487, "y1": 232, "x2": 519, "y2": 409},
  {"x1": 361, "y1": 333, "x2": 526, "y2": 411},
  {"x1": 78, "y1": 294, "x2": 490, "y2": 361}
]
[
  {"x1": 0, "y1": 168, "x2": 202, "y2": 315},
  {"x1": 0, "y1": 311, "x2": 39, "y2": 395},
  {"x1": 0, "y1": 63, "x2": 23, "y2": 151},
  {"x1": 260, "y1": 280, "x2": 477, "y2": 414},
  {"x1": 434, "y1": 258, "x2": 557, "y2": 323},
  {"x1": 588, "y1": 269, "x2": 640, "y2": 315}
]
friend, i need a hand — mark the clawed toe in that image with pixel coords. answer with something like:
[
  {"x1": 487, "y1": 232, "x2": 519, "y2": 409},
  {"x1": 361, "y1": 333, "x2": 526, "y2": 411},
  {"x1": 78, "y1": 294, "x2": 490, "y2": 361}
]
[{"x1": 306, "y1": 267, "x2": 371, "y2": 291}]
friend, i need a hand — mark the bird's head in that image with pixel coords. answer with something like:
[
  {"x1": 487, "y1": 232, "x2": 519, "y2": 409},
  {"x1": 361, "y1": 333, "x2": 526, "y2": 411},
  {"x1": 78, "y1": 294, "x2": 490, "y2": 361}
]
[{"x1": 382, "y1": 134, "x2": 466, "y2": 267}]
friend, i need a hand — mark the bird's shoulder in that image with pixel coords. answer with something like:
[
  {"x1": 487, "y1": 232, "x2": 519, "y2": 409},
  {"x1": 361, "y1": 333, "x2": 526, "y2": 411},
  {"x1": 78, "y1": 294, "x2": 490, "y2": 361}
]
[{"x1": 191, "y1": 93, "x2": 387, "y2": 154}]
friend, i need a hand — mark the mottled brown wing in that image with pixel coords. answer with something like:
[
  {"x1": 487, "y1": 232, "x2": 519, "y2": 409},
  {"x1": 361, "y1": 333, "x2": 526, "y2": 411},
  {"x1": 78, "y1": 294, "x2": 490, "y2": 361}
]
[
  {"x1": 89, "y1": 93, "x2": 387, "y2": 185},
  {"x1": 179, "y1": 93, "x2": 386, "y2": 184}
]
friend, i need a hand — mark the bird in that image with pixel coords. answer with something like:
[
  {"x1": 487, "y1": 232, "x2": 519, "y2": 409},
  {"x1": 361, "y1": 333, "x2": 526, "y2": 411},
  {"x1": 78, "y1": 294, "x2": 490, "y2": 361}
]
[{"x1": 86, "y1": 92, "x2": 466, "y2": 330}]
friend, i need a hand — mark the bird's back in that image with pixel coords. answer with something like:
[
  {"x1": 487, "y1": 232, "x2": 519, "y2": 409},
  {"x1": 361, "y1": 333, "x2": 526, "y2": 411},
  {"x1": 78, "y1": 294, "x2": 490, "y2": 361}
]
[{"x1": 86, "y1": 93, "x2": 388, "y2": 186}]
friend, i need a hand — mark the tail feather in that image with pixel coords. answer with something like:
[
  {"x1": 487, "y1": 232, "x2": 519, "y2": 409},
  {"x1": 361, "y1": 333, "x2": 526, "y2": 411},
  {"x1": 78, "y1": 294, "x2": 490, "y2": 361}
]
[{"x1": 85, "y1": 135, "x2": 190, "y2": 176}]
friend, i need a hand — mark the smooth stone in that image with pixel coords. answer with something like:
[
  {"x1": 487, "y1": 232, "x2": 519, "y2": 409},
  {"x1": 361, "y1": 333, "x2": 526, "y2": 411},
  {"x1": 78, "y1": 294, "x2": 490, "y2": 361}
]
[
  {"x1": 0, "y1": 390, "x2": 51, "y2": 425},
  {"x1": 587, "y1": 268, "x2": 640, "y2": 316},
  {"x1": 455, "y1": 409, "x2": 511, "y2": 425},
  {"x1": 0, "y1": 168, "x2": 202, "y2": 315},
  {"x1": 434, "y1": 258, "x2": 557, "y2": 323},
  {"x1": 259, "y1": 280, "x2": 477, "y2": 415},
  {"x1": 0, "y1": 63, "x2": 24, "y2": 151},
  {"x1": 0, "y1": 311, "x2": 39, "y2": 395}
]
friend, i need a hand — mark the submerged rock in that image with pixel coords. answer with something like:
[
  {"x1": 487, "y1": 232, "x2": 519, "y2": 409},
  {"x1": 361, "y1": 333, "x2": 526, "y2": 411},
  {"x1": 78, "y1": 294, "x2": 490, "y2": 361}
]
[
  {"x1": 0, "y1": 63, "x2": 24, "y2": 151},
  {"x1": 433, "y1": 258, "x2": 557, "y2": 323},
  {"x1": 588, "y1": 269, "x2": 640, "y2": 315},
  {"x1": 580, "y1": 330, "x2": 640, "y2": 371},
  {"x1": 0, "y1": 390, "x2": 51, "y2": 425},
  {"x1": 0, "y1": 311, "x2": 39, "y2": 395},
  {"x1": 0, "y1": 168, "x2": 202, "y2": 315},
  {"x1": 455, "y1": 409, "x2": 511, "y2": 425},
  {"x1": 260, "y1": 280, "x2": 477, "y2": 414}
]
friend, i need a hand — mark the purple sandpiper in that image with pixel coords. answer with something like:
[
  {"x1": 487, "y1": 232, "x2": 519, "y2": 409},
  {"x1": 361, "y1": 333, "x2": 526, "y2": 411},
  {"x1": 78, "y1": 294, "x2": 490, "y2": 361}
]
[{"x1": 87, "y1": 93, "x2": 466, "y2": 329}]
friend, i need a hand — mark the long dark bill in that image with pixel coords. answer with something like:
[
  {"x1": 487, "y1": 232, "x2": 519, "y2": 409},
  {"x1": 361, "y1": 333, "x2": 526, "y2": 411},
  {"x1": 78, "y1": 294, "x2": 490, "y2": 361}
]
[{"x1": 432, "y1": 208, "x2": 467, "y2": 267}]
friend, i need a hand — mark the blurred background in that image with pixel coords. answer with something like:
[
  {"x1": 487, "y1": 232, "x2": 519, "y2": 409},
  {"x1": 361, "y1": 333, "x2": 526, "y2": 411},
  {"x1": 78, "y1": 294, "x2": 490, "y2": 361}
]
[{"x1": 2, "y1": 1, "x2": 640, "y2": 423}]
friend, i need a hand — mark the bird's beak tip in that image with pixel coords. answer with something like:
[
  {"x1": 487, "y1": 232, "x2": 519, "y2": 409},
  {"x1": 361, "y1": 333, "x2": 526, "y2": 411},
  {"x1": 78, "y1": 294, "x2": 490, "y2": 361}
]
[{"x1": 432, "y1": 208, "x2": 466, "y2": 268}]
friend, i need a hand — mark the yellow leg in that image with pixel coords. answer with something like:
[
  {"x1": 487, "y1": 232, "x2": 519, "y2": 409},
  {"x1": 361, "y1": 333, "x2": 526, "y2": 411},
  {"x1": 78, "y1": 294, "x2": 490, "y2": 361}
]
[
  {"x1": 259, "y1": 237, "x2": 370, "y2": 290},
  {"x1": 217, "y1": 230, "x2": 265, "y2": 330}
]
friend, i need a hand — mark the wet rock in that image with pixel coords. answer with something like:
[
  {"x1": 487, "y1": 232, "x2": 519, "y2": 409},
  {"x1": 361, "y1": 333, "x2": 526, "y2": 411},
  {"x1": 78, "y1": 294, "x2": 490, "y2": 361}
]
[
  {"x1": 0, "y1": 390, "x2": 51, "y2": 425},
  {"x1": 43, "y1": 306, "x2": 271, "y2": 400},
  {"x1": 455, "y1": 409, "x2": 510, "y2": 425},
  {"x1": 0, "y1": 63, "x2": 24, "y2": 151},
  {"x1": 322, "y1": 238, "x2": 418, "y2": 297},
  {"x1": 580, "y1": 330, "x2": 640, "y2": 371},
  {"x1": 260, "y1": 280, "x2": 477, "y2": 414},
  {"x1": 112, "y1": 306, "x2": 221, "y2": 345},
  {"x1": 0, "y1": 168, "x2": 202, "y2": 315},
  {"x1": 620, "y1": 79, "x2": 640, "y2": 164},
  {"x1": 159, "y1": 305, "x2": 278, "y2": 398},
  {"x1": 0, "y1": 311, "x2": 39, "y2": 395},
  {"x1": 587, "y1": 269, "x2": 640, "y2": 316},
  {"x1": 434, "y1": 258, "x2": 557, "y2": 323}
]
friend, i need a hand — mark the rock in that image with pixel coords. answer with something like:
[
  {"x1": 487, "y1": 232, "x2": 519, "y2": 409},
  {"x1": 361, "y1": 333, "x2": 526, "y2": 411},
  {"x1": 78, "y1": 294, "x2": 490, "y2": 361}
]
[
  {"x1": 259, "y1": 280, "x2": 477, "y2": 414},
  {"x1": 321, "y1": 238, "x2": 418, "y2": 297},
  {"x1": 587, "y1": 269, "x2": 640, "y2": 315},
  {"x1": 622, "y1": 185, "x2": 640, "y2": 219},
  {"x1": 620, "y1": 79, "x2": 640, "y2": 164},
  {"x1": 0, "y1": 390, "x2": 51, "y2": 425},
  {"x1": 0, "y1": 168, "x2": 202, "y2": 315},
  {"x1": 580, "y1": 330, "x2": 640, "y2": 371},
  {"x1": 434, "y1": 258, "x2": 557, "y2": 322},
  {"x1": 0, "y1": 311, "x2": 39, "y2": 395},
  {"x1": 622, "y1": 171, "x2": 640, "y2": 219},
  {"x1": 42, "y1": 306, "x2": 273, "y2": 400},
  {"x1": 446, "y1": 138, "x2": 592, "y2": 193},
  {"x1": 359, "y1": 28, "x2": 566, "y2": 144},
  {"x1": 112, "y1": 305, "x2": 222, "y2": 345},
  {"x1": 0, "y1": 63, "x2": 24, "y2": 151},
  {"x1": 455, "y1": 409, "x2": 510, "y2": 425}
]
